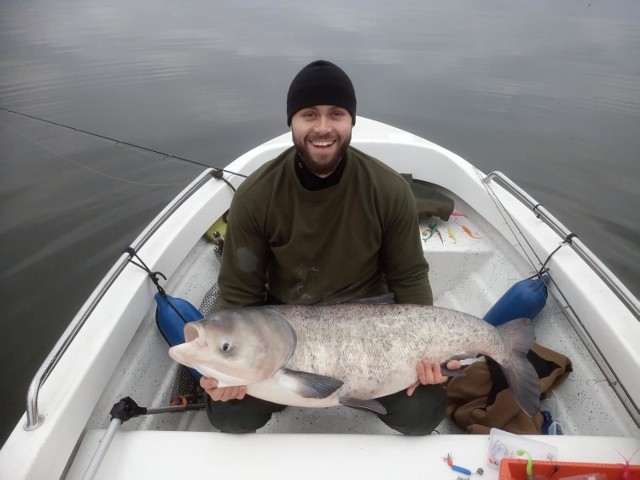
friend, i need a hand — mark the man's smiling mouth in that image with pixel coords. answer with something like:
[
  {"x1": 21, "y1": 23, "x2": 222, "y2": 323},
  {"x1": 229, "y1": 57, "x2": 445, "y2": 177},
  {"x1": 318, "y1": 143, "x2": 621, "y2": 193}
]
[{"x1": 311, "y1": 139, "x2": 336, "y2": 148}]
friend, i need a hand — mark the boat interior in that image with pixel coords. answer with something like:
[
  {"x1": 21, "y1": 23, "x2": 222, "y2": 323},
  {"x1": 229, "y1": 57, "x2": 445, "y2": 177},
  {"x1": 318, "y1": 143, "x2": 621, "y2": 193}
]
[
  {"x1": 5, "y1": 118, "x2": 636, "y2": 479},
  {"x1": 79, "y1": 190, "x2": 636, "y2": 440}
]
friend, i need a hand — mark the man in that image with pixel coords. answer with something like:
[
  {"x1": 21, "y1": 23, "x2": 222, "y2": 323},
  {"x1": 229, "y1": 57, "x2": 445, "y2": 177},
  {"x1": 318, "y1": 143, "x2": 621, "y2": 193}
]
[{"x1": 201, "y1": 60, "x2": 457, "y2": 435}]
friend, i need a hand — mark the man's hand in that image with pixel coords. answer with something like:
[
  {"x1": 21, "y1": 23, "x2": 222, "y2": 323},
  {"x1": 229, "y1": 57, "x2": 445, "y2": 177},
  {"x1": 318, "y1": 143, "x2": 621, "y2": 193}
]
[
  {"x1": 406, "y1": 359, "x2": 462, "y2": 396},
  {"x1": 200, "y1": 376, "x2": 247, "y2": 402}
]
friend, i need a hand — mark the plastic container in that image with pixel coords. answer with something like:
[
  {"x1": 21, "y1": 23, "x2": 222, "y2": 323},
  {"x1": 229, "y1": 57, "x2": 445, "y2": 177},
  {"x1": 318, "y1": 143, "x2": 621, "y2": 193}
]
[
  {"x1": 556, "y1": 474, "x2": 607, "y2": 480},
  {"x1": 488, "y1": 428, "x2": 558, "y2": 470},
  {"x1": 540, "y1": 393, "x2": 565, "y2": 435},
  {"x1": 499, "y1": 458, "x2": 640, "y2": 480}
]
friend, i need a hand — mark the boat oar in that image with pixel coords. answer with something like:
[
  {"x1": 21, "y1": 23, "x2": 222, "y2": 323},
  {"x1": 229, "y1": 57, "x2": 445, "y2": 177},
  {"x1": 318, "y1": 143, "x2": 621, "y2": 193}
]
[{"x1": 82, "y1": 396, "x2": 204, "y2": 480}]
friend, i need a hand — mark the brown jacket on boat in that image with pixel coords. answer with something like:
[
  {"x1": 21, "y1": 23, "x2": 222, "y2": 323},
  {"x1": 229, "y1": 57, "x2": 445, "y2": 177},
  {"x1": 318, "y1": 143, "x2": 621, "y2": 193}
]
[
  {"x1": 446, "y1": 343, "x2": 572, "y2": 434},
  {"x1": 217, "y1": 145, "x2": 432, "y2": 310}
]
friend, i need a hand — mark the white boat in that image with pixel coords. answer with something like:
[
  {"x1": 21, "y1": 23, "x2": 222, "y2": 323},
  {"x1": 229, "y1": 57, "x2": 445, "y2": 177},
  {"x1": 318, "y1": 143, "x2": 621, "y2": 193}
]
[{"x1": 1, "y1": 117, "x2": 638, "y2": 479}]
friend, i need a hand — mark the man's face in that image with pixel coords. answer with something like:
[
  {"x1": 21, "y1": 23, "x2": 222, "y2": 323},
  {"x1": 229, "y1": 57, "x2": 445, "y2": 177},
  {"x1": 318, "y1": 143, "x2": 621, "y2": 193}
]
[{"x1": 290, "y1": 105, "x2": 353, "y2": 178}]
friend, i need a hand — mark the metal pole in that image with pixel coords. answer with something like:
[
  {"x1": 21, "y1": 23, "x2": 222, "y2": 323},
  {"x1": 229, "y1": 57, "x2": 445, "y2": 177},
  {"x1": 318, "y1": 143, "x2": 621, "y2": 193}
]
[{"x1": 81, "y1": 417, "x2": 123, "y2": 480}]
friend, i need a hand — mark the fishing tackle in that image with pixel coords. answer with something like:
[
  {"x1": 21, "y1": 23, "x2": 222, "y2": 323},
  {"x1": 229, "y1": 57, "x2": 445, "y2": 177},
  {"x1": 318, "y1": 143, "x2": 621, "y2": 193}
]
[
  {"x1": 423, "y1": 223, "x2": 438, "y2": 241},
  {"x1": 462, "y1": 225, "x2": 482, "y2": 239},
  {"x1": 516, "y1": 449, "x2": 534, "y2": 480},
  {"x1": 442, "y1": 454, "x2": 483, "y2": 476},
  {"x1": 447, "y1": 227, "x2": 458, "y2": 244},
  {"x1": 617, "y1": 447, "x2": 639, "y2": 480}
]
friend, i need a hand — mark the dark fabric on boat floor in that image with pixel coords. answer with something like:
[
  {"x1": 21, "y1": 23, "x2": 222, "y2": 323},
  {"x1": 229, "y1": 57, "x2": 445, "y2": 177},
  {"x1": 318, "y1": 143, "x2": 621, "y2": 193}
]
[{"x1": 445, "y1": 343, "x2": 571, "y2": 434}]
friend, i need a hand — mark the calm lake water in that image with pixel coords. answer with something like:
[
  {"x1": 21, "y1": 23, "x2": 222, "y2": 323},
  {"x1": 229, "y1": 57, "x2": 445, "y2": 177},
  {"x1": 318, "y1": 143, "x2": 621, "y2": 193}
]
[{"x1": 1, "y1": 1, "x2": 639, "y2": 446}]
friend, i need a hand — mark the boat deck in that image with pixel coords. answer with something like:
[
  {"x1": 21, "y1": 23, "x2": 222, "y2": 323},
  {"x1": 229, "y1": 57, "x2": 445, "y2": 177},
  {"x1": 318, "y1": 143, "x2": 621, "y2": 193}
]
[{"x1": 79, "y1": 192, "x2": 636, "y2": 441}]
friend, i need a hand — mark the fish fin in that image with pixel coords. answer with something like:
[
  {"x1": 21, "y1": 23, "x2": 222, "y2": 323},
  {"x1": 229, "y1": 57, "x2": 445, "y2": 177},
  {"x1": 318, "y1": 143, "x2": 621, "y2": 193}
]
[
  {"x1": 339, "y1": 396, "x2": 387, "y2": 415},
  {"x1": 495, "y1": 318, "x2": 540, "y2": 416},
  {"x1": 278, "y1": 368, "x2": 343, "y2": 399}
]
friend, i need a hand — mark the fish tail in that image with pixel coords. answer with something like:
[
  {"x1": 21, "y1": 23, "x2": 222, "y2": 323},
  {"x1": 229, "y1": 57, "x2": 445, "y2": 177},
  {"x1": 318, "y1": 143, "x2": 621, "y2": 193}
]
[{"x1": 495, "y1": 318, "x2": 539, "y2": 416}]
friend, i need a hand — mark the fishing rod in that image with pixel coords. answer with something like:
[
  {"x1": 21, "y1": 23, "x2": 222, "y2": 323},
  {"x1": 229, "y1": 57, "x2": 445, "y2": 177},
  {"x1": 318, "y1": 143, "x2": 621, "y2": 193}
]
[{"x1": 0, "y1": 106, "x2": 248, "y2": 178}]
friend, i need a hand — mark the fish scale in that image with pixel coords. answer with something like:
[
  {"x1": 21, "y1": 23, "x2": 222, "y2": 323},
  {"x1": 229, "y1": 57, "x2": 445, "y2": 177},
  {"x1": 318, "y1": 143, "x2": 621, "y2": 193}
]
[
  {"x1": 280, "y1": 304, "x2": 509, "y2": 398},
  {"x1": 169, "y1": 303, "x2": 540, "y2": 416}
]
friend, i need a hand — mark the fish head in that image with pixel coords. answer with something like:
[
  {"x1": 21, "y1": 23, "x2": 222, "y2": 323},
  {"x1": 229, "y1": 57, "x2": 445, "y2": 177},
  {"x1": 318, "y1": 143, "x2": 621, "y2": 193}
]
[{"x1": 168, "y1": 307, "x2": 297, "y2": 386}]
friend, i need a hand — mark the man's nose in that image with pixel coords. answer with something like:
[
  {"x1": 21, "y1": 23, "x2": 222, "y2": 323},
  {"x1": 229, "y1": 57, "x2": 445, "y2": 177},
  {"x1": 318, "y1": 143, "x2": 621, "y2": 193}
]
[{"x1": 313, "y1": 115, "x2": 331, "y2": 134}]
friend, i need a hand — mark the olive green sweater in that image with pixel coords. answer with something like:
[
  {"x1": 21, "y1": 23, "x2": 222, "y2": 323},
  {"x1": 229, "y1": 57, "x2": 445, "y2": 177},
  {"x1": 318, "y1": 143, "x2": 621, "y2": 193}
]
[{"x1": 217, "y1": 146, "x2": 432, "y2": 310}]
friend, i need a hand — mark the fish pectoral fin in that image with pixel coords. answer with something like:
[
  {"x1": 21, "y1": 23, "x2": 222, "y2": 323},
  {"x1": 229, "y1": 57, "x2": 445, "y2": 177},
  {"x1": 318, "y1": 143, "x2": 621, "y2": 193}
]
[
  {"x1": 339, "y1": 396, "x2": 387, "y2": 415},
  {"x1": 278, "y1": 368, "x2": 343, "y2": 399}
]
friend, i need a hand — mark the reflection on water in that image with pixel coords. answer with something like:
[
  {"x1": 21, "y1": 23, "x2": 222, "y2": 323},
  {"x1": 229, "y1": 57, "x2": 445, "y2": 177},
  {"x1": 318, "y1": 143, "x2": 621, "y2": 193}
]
[{"x1": 1, "y1": 0, "x2": 639, "y2": 444}]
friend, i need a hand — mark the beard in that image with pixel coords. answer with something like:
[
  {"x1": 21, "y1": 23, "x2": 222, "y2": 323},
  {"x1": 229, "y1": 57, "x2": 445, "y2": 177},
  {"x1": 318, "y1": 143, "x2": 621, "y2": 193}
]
[{"x1": 292, "y1": 131, "x2": 352, "y2": 177}]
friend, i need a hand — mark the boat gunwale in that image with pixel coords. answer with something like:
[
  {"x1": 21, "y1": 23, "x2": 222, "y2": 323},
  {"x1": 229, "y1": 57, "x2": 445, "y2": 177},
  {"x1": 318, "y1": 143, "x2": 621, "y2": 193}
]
[
  {"x1": 484, "y1": 171, "x2": 639, "y2": 320},
  {"x1": 25, "y1": 168, "x2": 222, "y2": 430}
]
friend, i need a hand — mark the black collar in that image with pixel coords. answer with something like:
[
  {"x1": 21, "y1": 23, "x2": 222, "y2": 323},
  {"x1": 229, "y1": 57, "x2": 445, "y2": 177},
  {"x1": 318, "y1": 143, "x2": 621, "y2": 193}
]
[{"x1": 294, "y1": 153, "x2": 347, "y2": 191}]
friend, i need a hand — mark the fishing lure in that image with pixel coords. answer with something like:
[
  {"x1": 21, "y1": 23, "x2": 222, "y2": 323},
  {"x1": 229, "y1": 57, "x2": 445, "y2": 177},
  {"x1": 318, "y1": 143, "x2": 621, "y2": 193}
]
[
  {"x1": 517, "y1": 449, "x2": 534, "y2": 480},
  {"x1": 442, "y1": 454, "x2": 483, "y2": 476},
  {"x1": 618, "y1": 448, "x2": 639, "y2": 480},
  {"x1": 447, "y1": 227, "x2": 457, "y2": 244},
  {"x1": 450, "y1": 210, "x2": 467, "y2": 217},
  {"x1": 422, "y1": 223, "x2": 438, "y2": 241},
  {"x1": 462, "y1": 225, "x2": 482, "y2": 239},
  {"x1": 436, "y1": 227, "x2": 444, "y2": 245}
]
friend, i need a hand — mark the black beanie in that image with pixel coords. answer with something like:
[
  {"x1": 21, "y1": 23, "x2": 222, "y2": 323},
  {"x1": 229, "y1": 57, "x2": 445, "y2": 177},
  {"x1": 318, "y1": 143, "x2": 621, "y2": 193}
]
[{"x1": 287, "y1": 60, "x2": 357, "y2": 126}]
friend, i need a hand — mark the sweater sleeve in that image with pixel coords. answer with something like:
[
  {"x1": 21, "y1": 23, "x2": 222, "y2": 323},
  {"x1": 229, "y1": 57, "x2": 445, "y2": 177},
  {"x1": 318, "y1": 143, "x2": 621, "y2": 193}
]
[
  {"x1": 379, "y1": 180, "x2": 433, "y2": 305},
  {"x1": 217, "y1": 190, "x2": 269, "y2": 310}
]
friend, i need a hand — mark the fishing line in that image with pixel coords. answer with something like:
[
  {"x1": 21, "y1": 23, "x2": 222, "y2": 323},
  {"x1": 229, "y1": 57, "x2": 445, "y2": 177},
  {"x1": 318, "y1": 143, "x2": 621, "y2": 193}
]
[
  {"x1": 472, "y1": 166, "x2": 543, "y2": 275},
  {"x1": 1, "y1": 118, "x2": 183, "y2": 187},
  {"x1": 0, "y1": 106, "x2": 248, "y2": 180}
]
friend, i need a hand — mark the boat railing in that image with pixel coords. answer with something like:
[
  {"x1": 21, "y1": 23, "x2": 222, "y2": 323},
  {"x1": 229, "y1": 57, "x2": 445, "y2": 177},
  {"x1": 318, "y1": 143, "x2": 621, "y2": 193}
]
[
  {"x1": 484, "y1": 171, "x2": 640, "y2": 321},
  {"x1": 24, "y1": 169, "x2": 220, "y2": 430}
]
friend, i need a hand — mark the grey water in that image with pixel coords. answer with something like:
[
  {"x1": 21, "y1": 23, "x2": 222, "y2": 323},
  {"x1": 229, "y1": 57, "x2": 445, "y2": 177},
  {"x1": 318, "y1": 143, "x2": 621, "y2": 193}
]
[{"x1": 1, "y1": 1, "x2": 639, "y2": 446}]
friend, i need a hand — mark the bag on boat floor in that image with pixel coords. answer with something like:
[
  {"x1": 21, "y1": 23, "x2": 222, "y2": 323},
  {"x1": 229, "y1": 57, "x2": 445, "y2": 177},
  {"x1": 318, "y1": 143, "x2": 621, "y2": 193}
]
[{"x1": 446, "y1": 343, "x2": 572, "y2": 434}]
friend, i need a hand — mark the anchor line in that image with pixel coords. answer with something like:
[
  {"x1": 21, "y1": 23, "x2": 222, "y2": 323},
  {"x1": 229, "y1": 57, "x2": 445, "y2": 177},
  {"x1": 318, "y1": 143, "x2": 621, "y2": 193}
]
[{"x1": 0, "y1": 106, "x2": 248, "y2": 180}]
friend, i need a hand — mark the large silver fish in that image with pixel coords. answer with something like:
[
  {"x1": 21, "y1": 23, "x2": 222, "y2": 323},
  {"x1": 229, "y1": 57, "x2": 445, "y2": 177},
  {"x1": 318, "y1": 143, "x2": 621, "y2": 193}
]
[{"x1": 168, "y1": 304, "x2": 539, "y2": 416}]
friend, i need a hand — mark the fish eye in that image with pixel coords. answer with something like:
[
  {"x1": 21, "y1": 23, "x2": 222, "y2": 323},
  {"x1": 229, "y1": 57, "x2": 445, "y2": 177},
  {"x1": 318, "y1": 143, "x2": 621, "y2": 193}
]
[{"x1": 220, "y1": 340, "x2": 233, "y2": 354}]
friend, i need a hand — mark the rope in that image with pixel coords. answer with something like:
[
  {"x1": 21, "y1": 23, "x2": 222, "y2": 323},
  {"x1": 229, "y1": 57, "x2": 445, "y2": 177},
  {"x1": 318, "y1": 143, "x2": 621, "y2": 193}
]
[
  {"x1": 538, "y1": 233, "x2": 577, "y2": 273},
  {"x1": 124, "y1": 247, "x2": 204, "y2": 327},
  {"x1": 478, "y1": 170, "x2": 578, "y2": 280},
  {"x1": 124, "y1": 247, "x2": 168, "y2": 296}
]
